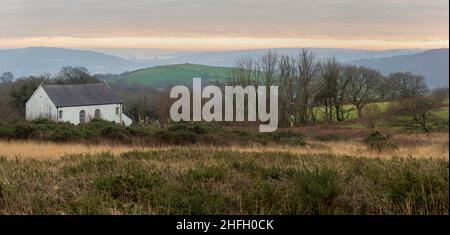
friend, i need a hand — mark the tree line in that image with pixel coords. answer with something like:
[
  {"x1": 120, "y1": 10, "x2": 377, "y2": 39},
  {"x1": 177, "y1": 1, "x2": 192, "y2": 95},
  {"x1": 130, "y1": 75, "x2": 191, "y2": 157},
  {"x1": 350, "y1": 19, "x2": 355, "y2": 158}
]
[{"x1": 222, "y1": 50, "x2": 446, "y2": 130}]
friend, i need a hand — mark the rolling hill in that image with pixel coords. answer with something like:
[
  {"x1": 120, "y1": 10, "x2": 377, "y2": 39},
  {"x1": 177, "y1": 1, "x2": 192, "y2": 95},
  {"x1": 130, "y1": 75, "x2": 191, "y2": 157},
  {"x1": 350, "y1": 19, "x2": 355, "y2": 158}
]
[
  {"x1": 351, "y1": 49, "x2": 449, "y2": 88},
  {"x1": 122, "y1": 47, "x2": 424, "y2": 67},
  {"x1": 109, "y1": 64, "x2": 232, "y2": 88},
  {"x1": 0, "y1": 47, "x2": 142, "y2": 78}
]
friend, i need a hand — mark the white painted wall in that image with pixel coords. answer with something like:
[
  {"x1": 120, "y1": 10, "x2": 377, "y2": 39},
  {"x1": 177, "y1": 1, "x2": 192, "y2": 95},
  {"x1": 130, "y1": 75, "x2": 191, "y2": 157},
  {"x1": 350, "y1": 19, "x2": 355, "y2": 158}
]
[
  {"x1": 121, "y1": 113, "x2": 133, "y2": 126},
  {"x1": 26, "y1": 85, "x2": 132, "y2": 126},
  {"x1": 58, "y1": 103, "x2": 123, "y2": 125},
  {"x1": 25, "y1": 85, "x2": 57, "y2": 120}
]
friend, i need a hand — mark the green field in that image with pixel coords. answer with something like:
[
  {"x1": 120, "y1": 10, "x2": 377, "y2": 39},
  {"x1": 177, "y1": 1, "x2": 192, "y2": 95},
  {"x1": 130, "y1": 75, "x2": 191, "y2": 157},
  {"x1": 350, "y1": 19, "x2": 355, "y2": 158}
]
[
  {"x1": 111, "y1": 64, "x2": 232, "y2": 87},
  {"x1": 313, "y1": 101, "x2": 448, "y2": 131},
  {"x1": 315, "y1": 102, "x2": 391, "y2": 122},
  {"x1": 340, "y1": 104, "x2": 449, "y2": 130}
]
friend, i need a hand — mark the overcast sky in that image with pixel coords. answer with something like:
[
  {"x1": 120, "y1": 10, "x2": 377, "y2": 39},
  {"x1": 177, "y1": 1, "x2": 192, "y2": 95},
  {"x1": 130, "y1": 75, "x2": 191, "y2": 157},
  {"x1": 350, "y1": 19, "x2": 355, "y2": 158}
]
[{"x1": 0, "y1": 0, "x2": 448, "y2": 50}]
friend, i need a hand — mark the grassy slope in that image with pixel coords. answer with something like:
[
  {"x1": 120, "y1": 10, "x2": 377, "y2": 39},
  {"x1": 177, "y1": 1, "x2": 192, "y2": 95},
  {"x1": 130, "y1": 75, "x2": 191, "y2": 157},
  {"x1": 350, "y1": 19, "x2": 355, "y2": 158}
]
[{"x1": 112, "y1": 64, "x2": 232, "y2": 87}]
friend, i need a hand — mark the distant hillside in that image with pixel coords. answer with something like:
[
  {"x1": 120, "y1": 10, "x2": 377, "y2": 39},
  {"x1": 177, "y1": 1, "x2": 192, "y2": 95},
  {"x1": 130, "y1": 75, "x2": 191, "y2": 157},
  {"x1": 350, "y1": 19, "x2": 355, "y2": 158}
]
[
  {"x1": 351, "y1": 49, "x2": 449, "y2": 88},
  {"x1": 129, "y1": 48, "x2": 424, "y2": 67},
  {"x1": 110, "y1": 64, "x2": 232, "y2": 88},
  {"x1": 0, "y1": 47, "x2": 143, "y2": 78}
]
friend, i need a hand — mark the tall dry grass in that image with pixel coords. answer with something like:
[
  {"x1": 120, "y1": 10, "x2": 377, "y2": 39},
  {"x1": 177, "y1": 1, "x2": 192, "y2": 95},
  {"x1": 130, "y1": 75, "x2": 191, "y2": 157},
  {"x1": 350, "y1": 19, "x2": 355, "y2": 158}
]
[
  {"x1": 0, "y1": 132, "x2": 447, "y2": 160},
  {"x1": 0, "y1": 148, "x2": 447, "y2": 215}
]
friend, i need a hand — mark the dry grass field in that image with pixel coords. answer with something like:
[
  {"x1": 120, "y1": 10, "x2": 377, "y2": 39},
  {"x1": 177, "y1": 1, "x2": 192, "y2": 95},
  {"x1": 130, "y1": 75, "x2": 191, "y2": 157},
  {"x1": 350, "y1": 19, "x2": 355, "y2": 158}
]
[
  {"x1": 1, "y1": 131, "x2": 447, "y2": 160},
  {"x1": 0, "y1": 147, "x2": 448, "y2": 215},
  {"x1": 0, "y1": 127, "x2": 448, "y2": 215}
]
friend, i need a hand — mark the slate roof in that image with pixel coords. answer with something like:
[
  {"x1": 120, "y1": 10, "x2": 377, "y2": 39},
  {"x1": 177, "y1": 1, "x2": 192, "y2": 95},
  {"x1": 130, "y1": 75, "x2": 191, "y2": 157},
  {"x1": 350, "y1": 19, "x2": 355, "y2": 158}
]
[{"x1": 42, "y1": 83, "x2": 122, "y2": 107}]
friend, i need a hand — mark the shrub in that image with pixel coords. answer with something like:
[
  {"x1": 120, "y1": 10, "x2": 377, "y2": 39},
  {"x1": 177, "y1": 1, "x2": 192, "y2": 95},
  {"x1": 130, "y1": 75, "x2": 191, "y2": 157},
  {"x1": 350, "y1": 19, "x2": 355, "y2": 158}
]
[
  {"x1": 12, "y1": 121, "x2": 37, "y2": 139},
  {"x1": 185, "y1": 165, "x2": 228, "y2": 182},
  {"x1": 86, "y1": 119, "x2": 131, "y2": 140},
  {"x1": 267, "y1": 130, "x2": 306, "y2": 146},
  {"x1": 387, "y1": 96, "x2": 441, "y2": 132},
  {"x1": 314, "y1": 134, "x2": 344, "y2": 142},
  {"x1": 292, "y1": 166, "x2": 341, "y2": 214},
  {"x1": 364, "y1": 131, "x2": 399, "y2": 152},
  {"x1": 94, "y1": 172, "x2": 162, "y2": 203},
  {"x1": 361, "y1": 105, "x2": 382, "y2": 129},
  {"x1": 49, "y1": 127, "x2": 82, "y2": 142},
  {"x1": 0, "y1": 119, "x2": 308, "y2": 147},
  {"x1": 154, "y1": 129, "x2": 196, "y2": 145},
  {"x1": 0, "y1": 123, "x2": 14, "y2": 139},
  {"x1": 246, "y1": 181, "x2": 284, "y2": 214},
  {"x1": 384, "y1": 158, "x2": 449, "y2": 214}
]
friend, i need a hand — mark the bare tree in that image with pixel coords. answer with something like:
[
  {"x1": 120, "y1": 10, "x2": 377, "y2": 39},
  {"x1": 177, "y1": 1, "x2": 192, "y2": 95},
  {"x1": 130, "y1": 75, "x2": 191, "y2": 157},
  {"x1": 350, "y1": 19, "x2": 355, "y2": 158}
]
[
  {"x1": 388, "y1": 96, "x2": 440, "y2": 132},
  {"x1": 55, "y1": 67, "x2": 100, "y2": 84},
  {"x1": 345, "y1": 65, "x2": 383, "y2": 118},
  {"x1": 227, "y1": 58, "x2": 256, "y2": 87},
  {"x1": 152, "y1": 89, "x2": 172, "y2": 126},
  {"x1": 361, "y1": 105, "x2": 382, "y2": 129},
  {"x1": 387, "y1": 72, "x2": 429, "y2": 99},
  {"x1": 318, "y1": 58, "x2": 351, "y2": 122},
  {"x1": 278, "y1": 54, "x2": 296, "y2": 127},
  {"x1": 258, "y1": 51, "x2": 278, "y2": 87},
  {"x1": 317, "y1": 59, "x2": 336, "y2": 122},
  {"x1": 294, "y1": 49, "x2": 320, "y2": 125},
  {"x1": 0, "y1": 80, "x2": 20, "y2": 121}
]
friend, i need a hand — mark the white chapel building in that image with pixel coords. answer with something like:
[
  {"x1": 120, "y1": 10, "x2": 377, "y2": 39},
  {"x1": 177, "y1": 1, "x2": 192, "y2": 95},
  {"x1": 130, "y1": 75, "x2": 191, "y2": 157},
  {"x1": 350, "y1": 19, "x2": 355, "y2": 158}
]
[{"x1": 26, "y1": 83, "x2": 132, "y2": 126}]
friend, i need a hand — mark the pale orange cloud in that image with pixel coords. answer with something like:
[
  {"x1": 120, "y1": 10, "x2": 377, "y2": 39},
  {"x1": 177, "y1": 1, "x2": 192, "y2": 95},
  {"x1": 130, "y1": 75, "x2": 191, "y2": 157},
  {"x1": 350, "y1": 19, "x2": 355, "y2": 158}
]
[{"x1": 0, "y1": 36, "x2": 448, "y2": 51}]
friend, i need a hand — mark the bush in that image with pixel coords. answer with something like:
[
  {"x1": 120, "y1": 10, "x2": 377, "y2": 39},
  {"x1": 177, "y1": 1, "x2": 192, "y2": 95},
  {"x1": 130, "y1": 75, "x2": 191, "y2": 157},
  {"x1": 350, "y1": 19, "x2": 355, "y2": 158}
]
[
  {"x1": 0, "y1": 122, "x2": 14, "y2": 139},
  {"x1": 49, "y1": 127, "x2": 81, "y2": 142},
  {"x1": 267, "y1": 130, "x2": 306, "y2": 146},
  {"x1": 292, "y1": 167, "x2": 341, "y2": 214},
  {"x1": 155, "y1": 122, "x2": 220, "y2": 145},
  {"x1": 154, "y1": 129, "x2": 197, "y2": 145},
  {"x1": 364, "y1": 131, "x2": 399, "y2": 152},
  {"x1": 387, "y1": 96, "x2": 441, "y2": 132},
  {"x1": 385, "y1": 158, "x2": 449, "y2": 214},
  {"x1": 12, "y1": 121, "x2": 37, "y2": 139},
  {"x1": 0, "y1": 119, "x2": 316, "y2": 147},
  {"x1": 168, "y1": 122, "x2": 207, "y2": 135},
  {"x1": 314, "y1": 134, "x2": 344, "y2": 142},
  {"x1": 94, "y1": 172, "x2": 162, "y2": 203},
  {"x1": 361, "y1": 105, "x2": 382, "y2": 129},
  {"x1": 85, "y1": 119, "x2": 131, "y2": 140}
]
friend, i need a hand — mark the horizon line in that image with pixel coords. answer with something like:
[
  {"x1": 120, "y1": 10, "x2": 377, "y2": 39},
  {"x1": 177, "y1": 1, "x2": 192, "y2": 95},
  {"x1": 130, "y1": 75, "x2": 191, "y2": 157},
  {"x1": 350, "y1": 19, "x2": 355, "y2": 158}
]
[
  {"x1": 1, "y1": 46, "x2": 449, "y2": 53},
  {"x1": 0, "y1": 36, "x2": 448, "y2": 51}
]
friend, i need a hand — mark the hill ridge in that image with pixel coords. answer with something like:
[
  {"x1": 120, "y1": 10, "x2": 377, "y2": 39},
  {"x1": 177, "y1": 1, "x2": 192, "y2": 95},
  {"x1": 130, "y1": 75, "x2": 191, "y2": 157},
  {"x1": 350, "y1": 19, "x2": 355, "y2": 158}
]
[{"x1": 351, "y1": 48, "x2": 449, "y2": 88}]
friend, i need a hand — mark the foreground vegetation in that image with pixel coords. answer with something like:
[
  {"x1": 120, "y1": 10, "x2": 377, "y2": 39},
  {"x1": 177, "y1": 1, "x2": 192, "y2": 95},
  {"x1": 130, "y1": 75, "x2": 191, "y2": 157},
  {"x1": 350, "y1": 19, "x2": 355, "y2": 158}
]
[
  {"x1": 0, "y1": 149, "x2": 447, "y2": 215},
  {"x1": 0, "y1": 119, "x2": 306, "y2": 146}
]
